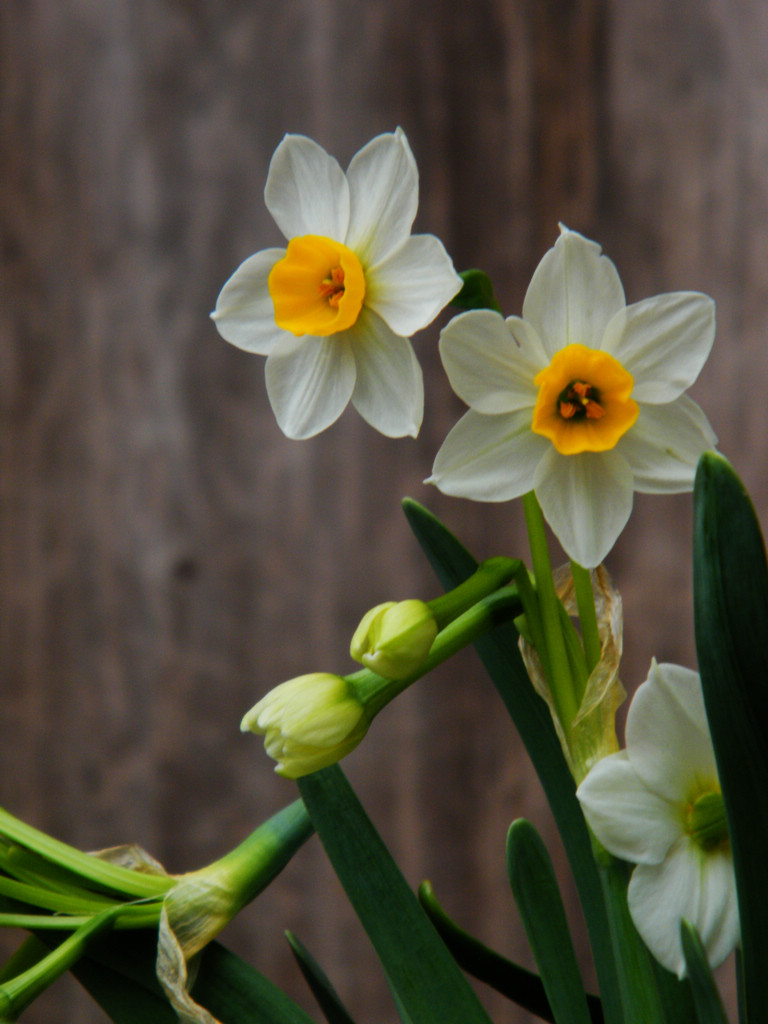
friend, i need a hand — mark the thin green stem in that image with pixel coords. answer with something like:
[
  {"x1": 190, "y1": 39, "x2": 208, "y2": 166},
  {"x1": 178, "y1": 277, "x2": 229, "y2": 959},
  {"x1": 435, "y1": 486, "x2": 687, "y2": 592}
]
[
  {"x1": 0, "y1": 808, "x2": 173, "y2": 899},
  {"x1": 511, "y1": 563, "x2": 552, "y2": 684},
  {"x1": 594, "y1": 846, "x2": 666, "y2": 1024},
  {"x1": 571, "y1": 561, "x2": 602, "y2": 674},
  {"x1": 0, "y1": 904, "x2": 164, "y2": 930},
  {"x1": 428, "y1": 557, "x2": 520, "y2": 630},
  {"x1": 0, "y1": 906, "x2": 119, "y2": 1017},
  {"x1": 557, "y1": 602, "x2": 589, "y2": 696},
  {"x1": 522, "y1": 492, "x2": 579, "y2": 730}
]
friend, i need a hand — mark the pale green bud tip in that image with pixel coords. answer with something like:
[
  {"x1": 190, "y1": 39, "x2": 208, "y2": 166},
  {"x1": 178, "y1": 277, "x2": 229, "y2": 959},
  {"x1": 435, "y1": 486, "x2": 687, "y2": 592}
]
[
  {"x1": 241, "y1": 673, "x2": 368, "y2": 778},
  {"x1": 350, "y1": 599, "x2": 438, "y2": 681}
]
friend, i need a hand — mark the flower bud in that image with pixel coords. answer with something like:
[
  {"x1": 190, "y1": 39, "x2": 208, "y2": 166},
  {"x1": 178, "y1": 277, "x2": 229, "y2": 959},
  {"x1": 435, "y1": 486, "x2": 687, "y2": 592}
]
[
  {"x1": 350, "y1": 599, "x2": 438, "y2": 680},
  {"x1": 241, "y1": 673, "x2": 369, "y2": 778}
]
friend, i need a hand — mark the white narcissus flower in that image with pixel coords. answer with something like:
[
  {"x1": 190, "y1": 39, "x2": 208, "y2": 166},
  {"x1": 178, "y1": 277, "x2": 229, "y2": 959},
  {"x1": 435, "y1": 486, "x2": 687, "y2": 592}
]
[
  {"x1": 427, "y1": 226, "x2": 716, "y2": 567},
  {"x1": 212, "y1": 129, "x2": 462, "y2": 440},
  {"x1": 242, "y1": 673, "x2": 369, "y2": 778},
  {"x1": 576, "y1": 660, "x2": 738, "y2": 978}
]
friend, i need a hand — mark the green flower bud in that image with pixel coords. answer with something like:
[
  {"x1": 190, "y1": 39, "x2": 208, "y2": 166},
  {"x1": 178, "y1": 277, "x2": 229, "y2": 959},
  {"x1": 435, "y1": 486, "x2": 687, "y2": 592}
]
[
  {"x1": 241, "y1": 673, "x2": 369, "y2": 778},
  {"x1": 350, "y1": 599, "x2": 438, "y2": 680}
]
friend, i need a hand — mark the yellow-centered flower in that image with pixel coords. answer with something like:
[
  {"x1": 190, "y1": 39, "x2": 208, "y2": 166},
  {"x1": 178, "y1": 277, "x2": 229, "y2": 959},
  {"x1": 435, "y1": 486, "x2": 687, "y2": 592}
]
[
  {"x1": 212, "y1": 130, "x2": 461, "y2": 439},
  {"x1": 428, "y1": 226, "x2": 717, "y2": 567}
]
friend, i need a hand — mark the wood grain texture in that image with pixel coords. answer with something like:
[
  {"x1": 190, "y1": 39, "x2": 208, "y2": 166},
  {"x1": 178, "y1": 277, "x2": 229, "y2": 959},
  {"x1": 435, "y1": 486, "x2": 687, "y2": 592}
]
[{"x1": 2, "y1": 1, "x2": 765, "y2": 1019}]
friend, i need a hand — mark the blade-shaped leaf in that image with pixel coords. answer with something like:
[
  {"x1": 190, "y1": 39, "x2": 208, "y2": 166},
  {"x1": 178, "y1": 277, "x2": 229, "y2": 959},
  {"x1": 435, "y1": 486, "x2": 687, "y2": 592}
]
[
  {"x1": 402, "y1": 498, "x2": 623, "y2": 1024},
  {"x1": 418, "y1": 880, "x2": 604, "y2": 1024},
  {"x1": 298, "y1": 765, "x2": 494, "y2": 1024},
  {"x1": 66, "y1": 930, "x2": 319, "y2": 1024},
  {"x1": 286, "y1": 930, "x2": 358, "y2": 1024},
  {"x1": 693, "y1": 452, "x2": 768, "y2": 1023},
  {"x1": 680, "y1": 922, "x2": 728, "y2": 1024},
  {"x1": 506, "y1": 819, "x2": 592, "y2": 1024}
]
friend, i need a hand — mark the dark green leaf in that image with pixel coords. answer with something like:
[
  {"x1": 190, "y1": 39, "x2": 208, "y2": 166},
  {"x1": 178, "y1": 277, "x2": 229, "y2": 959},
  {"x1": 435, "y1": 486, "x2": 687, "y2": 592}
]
[
  {"x1": 452, "y1": 269, "x2": 502, "y2": 313},
  {"x1": 286, "y1": 930, "x2": 358, "y2": 1024},
  {"x1": 693, "y1": 452, "x2": 768, "y2": 1023},
  {"x1": 66, "y1": 929, "x2": 319, "y2": 1024},
  {"x1": 402, "y1": 498, "x2": 623, "y2": 1024},
  {"x1": 680, "y1": 922, "x2": 728, "y2": 1024},
  {"x1": 506, "y1": 820, "x2": 592, "y2": 1024},
  {"x1": 418, "y1": 880, "x2": 604, "y2": 1024},
  {"x1": 298, "y1": 765, "x2": 493, "y2": 1024}
]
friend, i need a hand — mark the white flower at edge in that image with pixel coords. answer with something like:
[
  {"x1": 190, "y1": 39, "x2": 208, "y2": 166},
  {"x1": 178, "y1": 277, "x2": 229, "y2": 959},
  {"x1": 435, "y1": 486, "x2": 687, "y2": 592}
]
[
  {"x1": 427, "y1": 226, "x2": 716, "y2": 568},
  {"x1": 576, "y1": 660, "x2": 738, "y2": 978},
  {"x1": 212, "y1": 129, "x2": 462, "y2": 440}
]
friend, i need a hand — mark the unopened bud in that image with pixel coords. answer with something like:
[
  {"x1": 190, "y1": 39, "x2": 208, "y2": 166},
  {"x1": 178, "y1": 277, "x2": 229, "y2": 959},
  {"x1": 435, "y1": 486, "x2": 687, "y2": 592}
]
[
  {"x1": 350, "y1": 600, "x2": 438, "y2": 680},
  {"x1": 241, "y1": 673, "x2": 368, "y2": 778}
]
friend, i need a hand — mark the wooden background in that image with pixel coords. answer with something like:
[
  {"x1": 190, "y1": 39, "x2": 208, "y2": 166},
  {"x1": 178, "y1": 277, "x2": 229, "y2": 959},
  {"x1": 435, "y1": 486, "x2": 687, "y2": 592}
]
[{"x1": 2, "y1": 1, "x2": 766, "y2": 1020}]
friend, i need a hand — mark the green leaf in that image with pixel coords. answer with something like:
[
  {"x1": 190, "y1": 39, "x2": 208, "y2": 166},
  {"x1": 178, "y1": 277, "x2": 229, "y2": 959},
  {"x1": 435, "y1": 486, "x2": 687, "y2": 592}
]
[
  {"x1": 594, "y1": 858, "x2": 682, "y2": 1024},
  {"x1": 402, "y1": 498, "x2": 623, "y2": 1024},
  {"x1": 506, "y1": 820, "x2": 592, "y2": 1024},
  {"x1": 452, "y1": 269, "x2": 502, "y2": 313},
  {"x1": 418, "y1": 880, "x2": 604, "y2": 1024},
  {"x1": 65, "y1": 930, "x2": 319, "y2": 1024},
  {"x1": 298, "y1": 765, "x2": 494, "y2": 1024},
  {"x1": 0, "y1": 907, "x2": 120, "y2": 1019},
  {"x1": 286, "y1": 930, "x2": 358, "y2": 1024},
  {"x1": 680, "y1": 922, "x2": 728, "y2": 1024},
  {"x1": 693, "y1": 452, "x2": 768, "y2": 1022}
]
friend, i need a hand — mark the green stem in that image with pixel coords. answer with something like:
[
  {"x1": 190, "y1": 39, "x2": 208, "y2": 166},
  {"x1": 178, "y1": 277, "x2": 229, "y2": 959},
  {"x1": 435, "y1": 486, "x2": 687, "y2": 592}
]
[
  {"x1": 0, "y1": 906, "x2": 120, "y2": 1018},
  {"x1": 0, "y1": 905, "x2": 163, "y2": 930},
  {"x1": 511, "y1": 564, "x2": 552, "y2": 684},
  {"x1": 522, "y1": 492, "x2": 579, "y2": 730},
  {"x1": 571, "y1": 561, "x2": 602, "y2": 674},
  {"x1": 428, "y1": 557, "x2": 520, "y2": 630},
  {"x1": 0, "y1": 808, "x2": 172, "y2": 899},
  {"x1": 595, "y1": 848, "x2": 666, "y2": 1024}
]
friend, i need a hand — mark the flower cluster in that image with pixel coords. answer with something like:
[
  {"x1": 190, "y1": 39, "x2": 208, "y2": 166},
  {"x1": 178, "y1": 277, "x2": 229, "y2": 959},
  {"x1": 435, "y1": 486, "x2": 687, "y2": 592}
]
[{"x1": 212, "y1": 128, "x2": 742, "y2": 1014}]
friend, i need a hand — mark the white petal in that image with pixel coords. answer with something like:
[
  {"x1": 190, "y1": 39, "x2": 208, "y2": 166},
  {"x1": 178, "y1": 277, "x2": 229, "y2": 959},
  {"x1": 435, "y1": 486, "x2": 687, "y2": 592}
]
[
  {"x1": 366, "y1": 234, "x2": 461, "y2": 336},
  {"x1": 211, "y1": 248, "x2": 287, "y2": 354},
  {"x1": 626, "y1": 661, "x2": 717, "y2": 802},
  {"x1": 264, "y1": 334, "x2": 356, "y2": 439},
  {"x1": 504, "y1": 315, "x2": 553, "y2": 375},
  {"x1": 617, "y1": 396, "x2": 717, "y2": 494},
  {"x1": 577, "y1": 752, "x2": 681, "y2": 864},
  {"x1": 601, "y1": 292, "x2": 716, "y2": 403},
  {"x1": 345, "y1": 128, "x2": 418, "y2": 266},
  {"x1": 522, "y1": 227, "x2": 625, "y2": 358},
  {"x1": 427, "y1": 409, "x2": 548, "y2": 501},
  {"x1": 534, "y1": 448, "x2": 634, "y2": 568},
  {"x1": 629, "y1": 839, "x2": 738, "y2": 978},
  {"x1": 439, "y1": 311, "x2": 541, "y2": 414},
  {"x1": 349, "y1": 309, "x2": 423, "y2": 437},
  {"x1": 264, "y1": 135, "x2": 350, "y2": 242},
  {"x1": 688, "y1": 849, "x2": 740, "y2": 973}
]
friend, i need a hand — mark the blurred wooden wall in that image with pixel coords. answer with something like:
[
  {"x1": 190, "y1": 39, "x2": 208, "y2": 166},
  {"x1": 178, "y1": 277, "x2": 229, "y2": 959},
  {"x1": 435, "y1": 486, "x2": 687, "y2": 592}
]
[{"x1": 1, "y1": 1, "x2": 766, "y2": 1021}]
